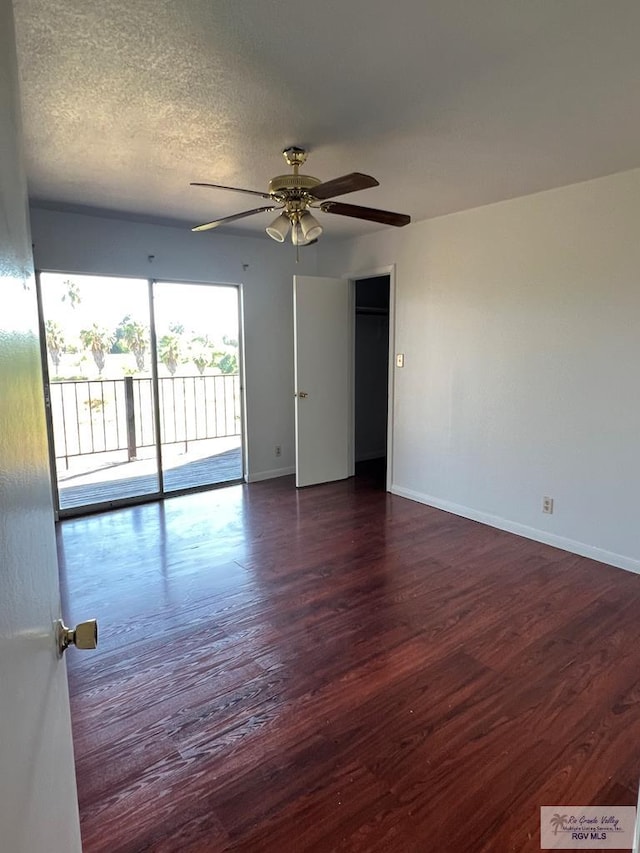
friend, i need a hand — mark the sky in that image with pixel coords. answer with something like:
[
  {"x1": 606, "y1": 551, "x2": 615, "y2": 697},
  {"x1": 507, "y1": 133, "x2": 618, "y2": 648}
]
[{"x1": 40, "y1": 273, "x2": 239, "y2": 343}]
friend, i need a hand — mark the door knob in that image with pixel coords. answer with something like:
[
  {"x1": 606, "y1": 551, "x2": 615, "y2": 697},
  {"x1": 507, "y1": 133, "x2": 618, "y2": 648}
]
[
  {"x1": 298, "y1": 391, "x2": 309, "y2": 398},
  {"x1": 56, "y1": 619, "x2": 98, "y2": 657}
]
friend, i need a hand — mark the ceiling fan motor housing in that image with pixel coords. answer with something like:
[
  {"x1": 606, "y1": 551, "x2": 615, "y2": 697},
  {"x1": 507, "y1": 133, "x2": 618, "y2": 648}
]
[{"x1": 268, "y1": 173, "x2": 321, "y2": 196}]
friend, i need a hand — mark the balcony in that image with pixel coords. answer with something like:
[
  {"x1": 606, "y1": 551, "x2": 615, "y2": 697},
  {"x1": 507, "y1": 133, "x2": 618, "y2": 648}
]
[{"x1": 49, "y1": 374, "x2": 242, "y2": 509}]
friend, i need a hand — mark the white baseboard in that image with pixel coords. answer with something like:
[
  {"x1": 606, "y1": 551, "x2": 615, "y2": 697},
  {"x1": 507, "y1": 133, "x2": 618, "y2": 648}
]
[
  {"x1": 246, "y1": 466, "x2": 295, "y2": 483},
  {"x1": 390, "y1": 484, "x2": 640, "y2": 575}
]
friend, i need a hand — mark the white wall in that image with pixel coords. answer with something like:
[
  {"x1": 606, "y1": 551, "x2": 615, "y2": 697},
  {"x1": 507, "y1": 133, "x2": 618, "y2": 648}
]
[
  {"x1": 320, "y1": 169, "x2": 640, "y2": 572},
  {"x1": 0, "y1": 0, "x2": 82, "y2": 848},
  {"x1": 30, "y1": 207, "x2": 319, "y2": 480}
]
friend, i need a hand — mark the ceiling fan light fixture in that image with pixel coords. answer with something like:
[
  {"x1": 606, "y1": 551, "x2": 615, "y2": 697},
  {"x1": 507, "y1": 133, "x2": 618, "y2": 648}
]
[
  {"x1": 266, "y1": 212, "x2": 290, "y2": 242},
  {"x1": 291, "y1": 221, "x2": 313, "y2": 246},
  {"x1": 299, "y1": 211, "x2": 323, "y2": 242}
]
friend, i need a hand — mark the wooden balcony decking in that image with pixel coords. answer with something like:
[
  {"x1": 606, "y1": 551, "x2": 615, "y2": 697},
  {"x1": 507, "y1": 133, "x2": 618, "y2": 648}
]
[{"x1": 58, "y1": 442, "x2": 242, "y2": 510}]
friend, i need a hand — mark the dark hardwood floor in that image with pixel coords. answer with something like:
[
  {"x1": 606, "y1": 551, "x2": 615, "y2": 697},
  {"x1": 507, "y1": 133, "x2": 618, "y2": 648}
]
[{"x1": 57, "y1": 475, "x2": 640, "y2": 852}]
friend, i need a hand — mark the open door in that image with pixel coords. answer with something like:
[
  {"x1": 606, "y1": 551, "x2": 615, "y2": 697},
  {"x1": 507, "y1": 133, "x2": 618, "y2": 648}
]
[
  {"x1": 0, "y1": 5, "x2": 82, "y2": 849},
  {"x1": 293, "y1": 275, "x2": 354, "y2": 487}
]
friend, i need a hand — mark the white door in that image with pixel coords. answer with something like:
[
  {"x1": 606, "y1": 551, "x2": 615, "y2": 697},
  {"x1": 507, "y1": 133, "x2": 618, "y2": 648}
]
[
  {"x1": 0, "y1": 4, "x2": 82, "y2": 849},
  {"x1": 293, "y1": 275, "x2": 354, "y2": 487}
]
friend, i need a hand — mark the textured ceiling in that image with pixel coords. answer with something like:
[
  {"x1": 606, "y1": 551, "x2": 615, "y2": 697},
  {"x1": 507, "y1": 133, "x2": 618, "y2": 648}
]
[{"x1": 12, "y1": 0, "x2": 640, "y2": 239}]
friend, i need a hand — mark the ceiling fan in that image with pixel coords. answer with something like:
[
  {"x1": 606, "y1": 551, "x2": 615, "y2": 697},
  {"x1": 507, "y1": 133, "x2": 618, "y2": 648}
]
[{"x1": 190, "y1": 147, "x2": 411, "y2": 246}]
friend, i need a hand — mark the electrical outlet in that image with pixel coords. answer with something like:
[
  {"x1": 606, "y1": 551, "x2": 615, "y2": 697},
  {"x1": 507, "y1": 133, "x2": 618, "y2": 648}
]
[
  {"x1": 542, "y1": 496, "x2": 554, "y2": 514},
  {"x1": 275, "y1": 445, "x2": 281, "y2": 458}
]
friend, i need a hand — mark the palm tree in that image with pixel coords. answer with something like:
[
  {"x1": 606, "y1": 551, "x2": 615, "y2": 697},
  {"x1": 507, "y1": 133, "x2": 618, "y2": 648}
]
[
  {"x1": 192, "y1": 352, "x2": 208, "y2": 375},
  {"x1": 189, "y1": 335, "x2": 218, "y2": 376},
  {"x1": 80, "y1": 325, "x2": 113, "y2": 376},
  {"x1": 121, "y1": 319, "x2": 149, "y2": 372},
  {"x1": 61, "y1": 279, "x2": 81, "y2": 309},
  {"x1": 158, "y1": 333, "x2": 182, "y2": 376},
  {"x1": 45, "y1": 320, "x2": 65, "y2": 376},
  {"x1": 550, "y1": 814, "x2": 568, "y2": 835}
]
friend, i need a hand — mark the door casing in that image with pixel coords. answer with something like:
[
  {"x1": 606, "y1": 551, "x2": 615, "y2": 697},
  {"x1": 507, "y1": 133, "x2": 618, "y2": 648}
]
[{"x1": 348, "y1": 264, "x2": 396, "y2": 492}]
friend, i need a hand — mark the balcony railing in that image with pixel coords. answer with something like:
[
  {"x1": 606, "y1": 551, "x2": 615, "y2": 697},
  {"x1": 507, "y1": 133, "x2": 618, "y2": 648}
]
[{"x1": 49, "y1": 374, "x2": 241, "y2": 467}]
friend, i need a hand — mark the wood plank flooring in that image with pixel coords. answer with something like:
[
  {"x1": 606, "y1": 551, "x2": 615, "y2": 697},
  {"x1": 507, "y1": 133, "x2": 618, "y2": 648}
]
[{"x1": 57, "y1": 473, "x2": 640, "y2": 852}]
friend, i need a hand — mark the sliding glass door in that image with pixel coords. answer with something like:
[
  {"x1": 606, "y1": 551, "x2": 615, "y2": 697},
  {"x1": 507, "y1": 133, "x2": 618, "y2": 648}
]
[
  {"x1": 39, "y1": 273, "x2": 160, "y2": 511},
  {"x1": 38, "y1": 273, "x2": 243, "y2": 515},
  {"x1": 152, "y1": 281, "x2": 243, "y2": 492}
]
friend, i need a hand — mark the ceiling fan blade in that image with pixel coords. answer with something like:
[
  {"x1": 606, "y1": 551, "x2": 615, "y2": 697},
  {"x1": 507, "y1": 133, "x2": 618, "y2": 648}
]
[
  {"x1": 192, "y1": 206, "x2": 277, "y2": 232},
  {"x1": 309, "y1": 172, "x2": 379, "y2": 201},
  {"x1": 320, "y1": 201, "x2": 410, "y2": 227},
  {"x1": 190, "y1": 182, "x2": 272, "y2": 200}
]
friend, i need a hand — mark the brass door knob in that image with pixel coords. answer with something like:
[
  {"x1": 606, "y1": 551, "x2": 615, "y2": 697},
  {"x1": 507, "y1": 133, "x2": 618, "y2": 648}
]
[
  {"x1": 298, "y1": 391, "x2": 309, "y2": 398},
  {"x1": 56, "y1": 619, "x2": 98, "y2": 656}
]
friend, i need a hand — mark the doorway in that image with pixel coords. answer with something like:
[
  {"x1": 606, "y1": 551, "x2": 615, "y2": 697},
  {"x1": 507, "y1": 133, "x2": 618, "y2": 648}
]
[
  {"x1": 37, "y1": 272, "x2": 244, "y2": 515},
  {"x1": 354, "y1": 275, "x2": 390, "y2": 489},
  {"x1": 292, "y1": 271, "x2": 394, "y2": 491}
]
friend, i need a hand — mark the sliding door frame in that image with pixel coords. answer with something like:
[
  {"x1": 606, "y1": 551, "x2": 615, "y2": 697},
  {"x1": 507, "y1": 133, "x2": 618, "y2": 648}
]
[
  {"x1": 151, "y1": 278, "x2": 246, "y2": 498},
  {"x1": 148, "y1": 278, "x2": 165, "y2": 497},
  {"x1": 35, "y1": 270, "x2": 62, "y2": 521},
  {"x1": 36, "y1": 271, "x2": 245, "y2": 518}
]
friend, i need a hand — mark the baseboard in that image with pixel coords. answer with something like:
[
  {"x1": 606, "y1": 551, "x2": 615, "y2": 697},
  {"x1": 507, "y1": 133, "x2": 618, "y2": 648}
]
[
  {"x1": 390, "y1": 484, "x2": 640, "y2": 575},
  {"x1": 246, "y1": 466, "x2": 295, "y2": 483}
]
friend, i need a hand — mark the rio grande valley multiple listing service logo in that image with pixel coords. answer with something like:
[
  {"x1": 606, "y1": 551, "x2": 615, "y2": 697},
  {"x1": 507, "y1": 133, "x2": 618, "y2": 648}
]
[{"x1": 540, "y1": 806, "x2": 636, "y2": 849}]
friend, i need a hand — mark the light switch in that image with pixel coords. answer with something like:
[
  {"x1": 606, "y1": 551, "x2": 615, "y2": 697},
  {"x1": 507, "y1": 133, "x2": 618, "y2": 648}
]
[{"x1": 396, "y1": 353, "x2": 405, "y2": 368}]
